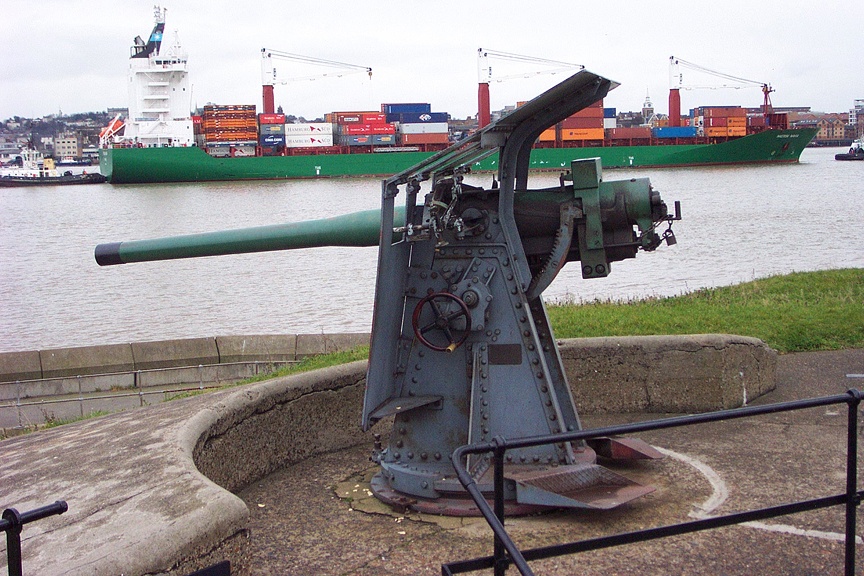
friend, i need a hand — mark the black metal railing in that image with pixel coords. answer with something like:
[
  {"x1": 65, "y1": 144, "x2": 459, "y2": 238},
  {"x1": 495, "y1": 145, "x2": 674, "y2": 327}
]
[
  {"x1": 1, "y1": 501, "x2": 68, "y2": 576},
  {"x1": 443, "y1": 389, "x2": 863, "y2": 576}
]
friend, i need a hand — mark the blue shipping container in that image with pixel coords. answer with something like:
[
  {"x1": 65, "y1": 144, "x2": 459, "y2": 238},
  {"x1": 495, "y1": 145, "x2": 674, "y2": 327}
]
[
  {"x1": 652, "y1": 126, "x2": 697, "y2": 138},
  {"x1": 260, "y1": 134, "x2": 285, "y2": 146},
  {"x1": 382, "y1": 103, "x2": 431, "y2": 114},
  {"x1": 603, "y1": 107, "x2": 616, "y2": 119},
  {"x1": 339, "y1": 135, "x2": 372, "y2": 146},
  {"x1": 386, "y1": 111, "x2": 448, "y2": 124}
]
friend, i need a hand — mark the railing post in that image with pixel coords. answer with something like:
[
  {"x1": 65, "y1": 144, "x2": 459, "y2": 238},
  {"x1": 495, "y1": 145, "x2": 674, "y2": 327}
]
[
  {"x1": 845, "y1": 388, "x2": 862, "y2": 576},
  {"x1": 493, "y1": 438, "x2": 508, "y2": 576},
  {"x1": 3, "y1": 507, "x2": 23, "y2": 576}
]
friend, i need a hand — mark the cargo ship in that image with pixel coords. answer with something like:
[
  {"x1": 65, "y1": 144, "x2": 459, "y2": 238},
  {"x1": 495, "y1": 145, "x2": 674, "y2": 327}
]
[{"x1": 99, "y1": 8, "x2": 817, "y2": 184}]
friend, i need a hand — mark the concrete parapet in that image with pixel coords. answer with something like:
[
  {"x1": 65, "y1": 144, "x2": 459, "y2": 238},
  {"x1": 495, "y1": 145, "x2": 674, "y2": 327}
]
[
  {"x1": 560, "y1": 334, "x2": 777, "y2": 413},
  {"x1": 132, "y1": 338, "x2": 220, "y2": 371},
  {"x1": 295, "y1": 333, "x2": 369, "y2": 357},
  {"x1": 0, "y1": 350, "x2": 42, "y2": 383},
  {"x1": 40, "y1": 343, "x2": 135, "y2": 379},
  {"x1": 216, "y1": 334, "x2": 297, "y2": 364}
]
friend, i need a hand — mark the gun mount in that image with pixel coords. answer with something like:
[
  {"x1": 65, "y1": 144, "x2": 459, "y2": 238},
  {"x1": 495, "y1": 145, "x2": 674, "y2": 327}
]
[{"x1": 95, "y1": 70, "x2": 680, "y2": 514}]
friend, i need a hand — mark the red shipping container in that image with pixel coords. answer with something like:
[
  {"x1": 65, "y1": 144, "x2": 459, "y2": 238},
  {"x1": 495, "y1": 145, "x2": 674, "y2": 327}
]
[
  {"x1": 400, "y1": 133, "x2": 449, "y2": 145},
  {"x1": 748, "y1": 115, "x2": 767, "y2": 127},
  {"x1": 608, "y1": 127, "x2": 651, "y2": 139},
  {"x1": 706, "y1": 117, "x2": 727, "y2": 127},
  {"x1": 561, "y1": 116, "x2": 604, "y2": 129},
  {"x1": 370, "y1": 124, "x2": 396, "y2": 134},
  {"x1": 259, "y1": 113, "x2": 286, "y2": 124},
  {"x1": 341, "y1": 124, "x2": 373, "y2": 135},
  {"x1": 360, "y1": 113, "x2": 387, "y2": 124},
  {"x1": 333, "y1": 111, "x2": 380, "y2": 123}
]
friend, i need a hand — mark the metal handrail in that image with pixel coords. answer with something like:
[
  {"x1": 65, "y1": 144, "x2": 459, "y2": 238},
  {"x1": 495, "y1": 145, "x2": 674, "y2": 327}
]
[
  {"x1": 444, "y1": 389, "x2": 863, "y2": 576},
  {"x1": 1, "y1": 501, "x2": 68, "y2": 576}
]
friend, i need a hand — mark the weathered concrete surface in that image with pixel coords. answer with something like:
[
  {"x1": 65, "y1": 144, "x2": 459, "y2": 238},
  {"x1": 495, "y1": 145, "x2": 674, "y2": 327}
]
[
  {"x1": 562, "y1": 334, "x2": 777, "y2": 413},
  {"x1": 295, "y1": 333, "x2": 370, "y2": 357},
  {"x1": 40, "y1": 343, "x2": 136, "y2": 379},
  {"x1": 215, "y1": 334, "x2": 297, "y2": 364},
  {"x1": 131, "y1": 337, "x2": 221, "y2": 371},
  {"x1": 0, "y1": 350, "x2": 42, "y2": 383},
  {"x1": 0, "y1": 361, "x2": 372, "y2": 575}
]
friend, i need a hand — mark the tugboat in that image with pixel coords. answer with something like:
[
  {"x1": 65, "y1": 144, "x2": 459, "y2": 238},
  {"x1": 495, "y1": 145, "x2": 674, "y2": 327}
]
[
  {"x1": 835, "y1": 139, "x2": 864, "y2": 161},
  {"x1": 0, "y1": 147, "x2": 106, "y2": 186}
]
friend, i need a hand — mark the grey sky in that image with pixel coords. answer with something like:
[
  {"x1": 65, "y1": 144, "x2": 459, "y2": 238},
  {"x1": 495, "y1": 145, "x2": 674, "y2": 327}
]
[{"x1": 2, "y1": 0, "x2": 858, "y2": 120}]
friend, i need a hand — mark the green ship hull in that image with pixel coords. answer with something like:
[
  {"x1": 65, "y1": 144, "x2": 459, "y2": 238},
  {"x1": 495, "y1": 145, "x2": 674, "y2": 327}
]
[{"x1": 99, "y1": 128, "x2": 817, "y2": 184}]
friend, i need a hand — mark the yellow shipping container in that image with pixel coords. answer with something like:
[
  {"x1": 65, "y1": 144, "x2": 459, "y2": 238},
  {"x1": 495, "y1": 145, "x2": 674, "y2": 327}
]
[
  {"x1": 705, "y1": 127, "x2": 728, "y2": 137},
  {"x1": 538, "y1": 128, "x2": 557, "y2": 141},
  {"x1": 727, "y1": 117, "x2": 746, "y2": 127},
  {"x1": 561, "y1": 128, "x2": 605, "y2": 141},
  {"x1": 727, "y1": 127, "x2": 747, "y2": 137}
]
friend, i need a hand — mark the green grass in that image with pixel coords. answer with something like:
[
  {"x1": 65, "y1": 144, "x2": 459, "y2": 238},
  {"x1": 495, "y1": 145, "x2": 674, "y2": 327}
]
[
  {"x1": 237, "y1": 345, "x2": 370, "y2": 384},
  {"x1": 547, "y1": 268, "x2": 864, "y2": 353},
  {"x1": 42, "y1": 410, "x2": 112, "y2": 429}
]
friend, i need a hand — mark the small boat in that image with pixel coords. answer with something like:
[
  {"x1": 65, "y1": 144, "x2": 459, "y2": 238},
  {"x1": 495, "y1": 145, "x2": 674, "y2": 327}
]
[
  {"x1": 835, "y1": 140, "x2": 864, "y2": 161},
  {"x1": 0, "y1": 147, "x2": 106, "y2": 186}
]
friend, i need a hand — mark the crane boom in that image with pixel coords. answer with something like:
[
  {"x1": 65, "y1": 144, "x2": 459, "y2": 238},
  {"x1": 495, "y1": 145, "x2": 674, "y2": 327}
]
[
  {"x1": 260, "y1": 48, "x2": 372, "y2": 114},
  {"x1": 476, "y1": 48, "x2": 584, "y2": 128},
  {"x1": 668, "y1": 56, "x2": 774, "y2": 126}
]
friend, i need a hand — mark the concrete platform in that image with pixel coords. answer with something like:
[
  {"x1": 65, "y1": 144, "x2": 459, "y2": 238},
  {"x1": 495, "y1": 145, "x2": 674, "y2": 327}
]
[{"x1": 0, "y1": 346, "x2": 861, "y2": 575}]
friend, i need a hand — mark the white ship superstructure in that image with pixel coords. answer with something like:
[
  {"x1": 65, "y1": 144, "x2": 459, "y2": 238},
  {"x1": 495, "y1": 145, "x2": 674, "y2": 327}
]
[{"x1": 123, "y1": 6, "x2": 194, "y2": 147}]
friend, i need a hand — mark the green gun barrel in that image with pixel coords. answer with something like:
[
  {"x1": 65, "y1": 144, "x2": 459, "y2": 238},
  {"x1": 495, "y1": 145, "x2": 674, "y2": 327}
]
[{"x1": 95, "y1": 206, "x2": 406, "y2": 266}]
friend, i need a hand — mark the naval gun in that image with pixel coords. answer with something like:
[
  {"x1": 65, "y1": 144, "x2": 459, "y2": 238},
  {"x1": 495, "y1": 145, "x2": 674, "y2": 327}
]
[{"x1": 96, "y1": 70, "x2": 680, "y2": 514}]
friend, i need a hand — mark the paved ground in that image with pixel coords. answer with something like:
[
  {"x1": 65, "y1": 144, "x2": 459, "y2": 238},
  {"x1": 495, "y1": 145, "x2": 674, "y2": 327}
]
[{"x1": 235, "y1": 349, "x2": 864, "y2": 576}]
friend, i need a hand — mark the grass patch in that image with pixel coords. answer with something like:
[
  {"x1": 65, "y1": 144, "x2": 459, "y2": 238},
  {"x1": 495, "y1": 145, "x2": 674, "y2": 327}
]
[
  {"x1": 42, "y1": 410, "x2": 112, "y2": 429},
  {"x1": 237, "y1": 345, "x2": 370, "y2": 385},
  {"x1": 547, "y1": 268, "x2": 864, "y2": 353}
]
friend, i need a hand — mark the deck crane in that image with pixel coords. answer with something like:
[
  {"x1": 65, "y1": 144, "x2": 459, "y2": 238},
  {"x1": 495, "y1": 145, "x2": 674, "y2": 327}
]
[
  {"x1": 477, "y1": 48, "x2": 584, "y2": 128},
  {"x1": 260, "y1": 48, "x2": 372, "y2": 115},
  {"x1": 668, "y1": 56, "x2": 773, "y2": 127}
]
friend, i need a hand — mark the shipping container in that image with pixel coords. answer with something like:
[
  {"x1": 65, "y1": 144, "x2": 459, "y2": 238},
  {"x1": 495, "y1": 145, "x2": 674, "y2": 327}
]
[
  {"x1": 338, "y1": 135, "x2": 373, "y2": 146},
  {"x1": 339, "y1": 124, "x2": 373, "y2": 135},
  {"x1": 652, "y1": 126, "x2": 698, "y2": 138},
  {"x1": 386, "y1": 112, "x2": 449, "y2": 124},
  {"x1": 284, "y1": 134, "x2": 334, "y2": 148},
  {"x1": 603, "y1": 107, "x2": 617, "y2": 119},
  {"x1": 727, "y1": 127, "x2": 747, "y2": 137},
  {"x1": 603, "y1": 117, "x2": 617, "y2": 130},
  {"x1": 561, "y1": 128, "x2": 605, "y2": 141},
  {"x1": 259, "y1": 123, "x2": 285, "y2": 134},
  {"x1": 330, "y1": 111, "x2": 385, "y2": 124},
  {"x1": 284, "y1": 123, "x2": 333, "y2": 135},
  {"x1": 561, "y1": 117, "x2": 604, "y2": 129},
  {"x1": 747, "y1": 115, "x2": 767, "y2": 128},
  {"x1": 372, "y1": 134, "x2": 396, "y2": 145},
  {"x1": 706, "y1": 117, "x2": 727, "y2": 127},
  {"x1": 607, "y1": 127, "x2": 652, "y2": 139},
  {"x1": 398, "y1": 122, "x2": 449, "y2": 135},
  {"x1": 399, "y1": 133, "x2": 449, "y2": 145},
  {"x1": 381, "y1": 103, "x2": 431, "y2": 114},
  {"x1": 258, "y1": 113, "x2": 286, "y2": 124},
  {"x1": 704, "y1": 127, "x2": 728, "y2": 137},
  {"x1": 701, "y1": 106, "x2": 746, "y2": 118},
  {"x1": 260, "y1": 134, "x2": 285, "y2": 146},
  {"x1": 726, "y1": 117, "x2": 746, "y2": 127},
  {"x1": 538, "y1": 128, "x2": 556, "y2": 142}
]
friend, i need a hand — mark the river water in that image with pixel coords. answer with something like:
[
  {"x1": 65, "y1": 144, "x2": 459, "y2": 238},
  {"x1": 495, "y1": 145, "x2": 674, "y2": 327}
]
[{"x1": 1, "y1": 147, "x2": 861, "y2": 353}]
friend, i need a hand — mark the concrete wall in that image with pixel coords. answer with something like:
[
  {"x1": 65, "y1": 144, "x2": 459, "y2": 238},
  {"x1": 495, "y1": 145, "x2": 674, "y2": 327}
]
[
  {"x1": 0, "y1": 333, "x2": 370, "y2": 385},
  {"x1": 561, "y1": 334, "x2": 777, "y2": 413}
]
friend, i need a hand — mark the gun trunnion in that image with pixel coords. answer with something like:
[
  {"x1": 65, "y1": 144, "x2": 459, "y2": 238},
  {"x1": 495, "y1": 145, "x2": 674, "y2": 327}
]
[{"x1": 96, "y1": 70, "x2": 680, "y2": 514}]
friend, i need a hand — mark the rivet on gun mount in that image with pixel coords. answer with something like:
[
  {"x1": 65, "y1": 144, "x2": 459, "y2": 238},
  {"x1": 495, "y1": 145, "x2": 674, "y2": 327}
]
[{"x1": 94, "y1": 70, "x2": 680, "y2": 515}]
